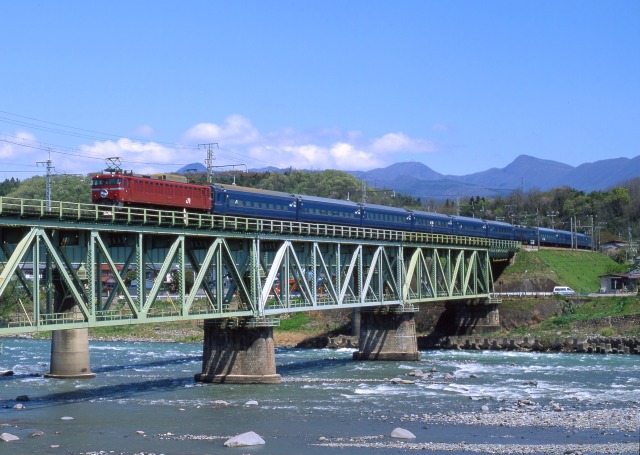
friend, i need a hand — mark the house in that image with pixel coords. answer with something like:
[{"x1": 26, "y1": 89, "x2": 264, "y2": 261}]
[{"x1": 599, "y1": 270, "x2": 640, "y2": 293}]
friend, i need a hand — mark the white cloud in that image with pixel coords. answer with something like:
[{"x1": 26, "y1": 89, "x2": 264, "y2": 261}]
[
  {"x1": 80, "y1": 138, "x2": 187, "y2": 174},
  {"x1": 0, "y1": 131, "x2": 38, "y2": 158},
  {"x1": 81, "y1": 138, "x2": 172, "y2": 161},
  {"x1": 12, "y1": 115, "x2": 442, "y2": 177},
  {"x1": 184, "y1": 114, "x2": 259, "y2": 145},
  {"x1": 247, "y1": 141, "x2": 384, "y2": 171},
  {"x1": 371, "y1": 132, "x2": 437, "y2": 154}
]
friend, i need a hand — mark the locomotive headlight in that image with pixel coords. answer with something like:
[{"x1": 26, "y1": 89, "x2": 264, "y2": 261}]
[{"x1": 100, "y1": 189, "x2": 109, "y2": 198}]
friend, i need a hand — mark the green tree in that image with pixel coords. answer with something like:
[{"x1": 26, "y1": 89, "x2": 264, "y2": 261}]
[
  {"x1": 0, "y1": 177, "x2": 20, "y2": 196},
  {"x1": 7, "y1": 174, "x2": 92, "y2": 203}
]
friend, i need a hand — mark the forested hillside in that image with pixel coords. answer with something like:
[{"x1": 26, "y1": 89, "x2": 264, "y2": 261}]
[{"x1": 447, "y1": 181, "x2": 639, "y2": 242}]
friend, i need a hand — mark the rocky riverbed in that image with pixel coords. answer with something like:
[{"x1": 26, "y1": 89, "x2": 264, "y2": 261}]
[{"x1": 326, "y1": 333, "x2": 640, "y2": 354}]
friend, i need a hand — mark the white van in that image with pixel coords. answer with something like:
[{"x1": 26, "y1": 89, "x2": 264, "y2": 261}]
[{"x1": 553, "y1": 286, "x2": 576, "y2": 296}]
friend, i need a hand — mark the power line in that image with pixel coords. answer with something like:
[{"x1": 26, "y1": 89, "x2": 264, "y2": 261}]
[
  {"x1": 0, "y1": 135, "x2": 195, "y2": 168},
  {"x1": 0, "y1": 110, "x2": 192, "y2": 149},
  {"x1": 0, "y1": 110, "x2": 286, "y2": 171}
]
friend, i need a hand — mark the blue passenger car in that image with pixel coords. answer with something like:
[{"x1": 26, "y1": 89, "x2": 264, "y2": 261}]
[
  {"x1": 576, "y1": 233, "x2": 592, "y2": 249},
  {"x1": 513, "y1": 226, "x2": 537, "y2": 245},
  {"x1": 412, "y1": 211, "x2": 453, "y2": 234},
  {"x1": 211, "y1": 184, "x2": 298, "y2": 221},
  {"x1": 538, "y1": 227, "x2": 571, "y2": 247},
  {"x1": 361, "y1": 203, "x2": 413, "y2": 231},
  {"x1": 486, "y1": 220, "x2": 515, "y2": 240},
  {"x1": 452, "y1": 216, "x2": 487, "y2": 238},
  {"x1": 296, "y1": 194, "x2": 362, "y2": 226}
]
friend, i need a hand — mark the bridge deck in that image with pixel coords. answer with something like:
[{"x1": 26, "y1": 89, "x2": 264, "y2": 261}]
[{"x1": 0, "y1": 197, "x2": 520, "y2": 251}]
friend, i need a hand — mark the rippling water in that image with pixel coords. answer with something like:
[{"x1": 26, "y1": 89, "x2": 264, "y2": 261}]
[{"x1": 1, "y1": 338, "x2": 639, "y2": 454}]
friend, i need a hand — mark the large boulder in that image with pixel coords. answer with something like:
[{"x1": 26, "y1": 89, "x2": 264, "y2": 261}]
[
  {"x1": 0, "y1": 433, "x2": 20, "y2": 442},
  {"x1": 391, "y1": 428, "x2": 416, "y2": 439},
  {"x1": 224, "y1": 431, "x2": 265, "y2": 447}
]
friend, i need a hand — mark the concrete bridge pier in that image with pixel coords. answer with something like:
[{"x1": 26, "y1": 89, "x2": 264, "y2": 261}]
[
  {"x1": 195, "y1": 319, "x2": 281, "y2": 384},
  {"x1": 45, "y1": 269, "x2": 95, "y2": 379},
  {"x1": 452, "y1": 300, "x2": 501, "y2": 335},
  {"x1": 353, "y1": 307, "x2": 420, "y2": 361},
  {"x1": 45, "y1": 328, "x2": 96, "y2": 378}
]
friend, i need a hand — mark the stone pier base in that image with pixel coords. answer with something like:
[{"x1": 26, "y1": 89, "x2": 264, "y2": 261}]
[
  {"x1": 194, "y1": 320, "x2": 281, "y2": 384},
  {"x1": 452, "y1": 301, "x2": 501, "y2": 335},
  {"x1": 45, "y1": 328, "x2": 95, "y2": 379},
  {"x1": 353, "y1": 309, "x2": 420, "y2": 361}
]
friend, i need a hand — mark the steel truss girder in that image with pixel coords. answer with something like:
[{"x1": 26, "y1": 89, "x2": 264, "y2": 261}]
[
  {"x1": 258, "y1": 240, "x2": 402, "y2": 315},
  {"x1": 0, "y1": 222, "x2": 495, "y2": 335},
  {"x1": 0, "y1": 227, "x2": 258, "y2": 334},
  {"x1": 402, "y1": 245, "x2": 494, "y2": 303}
]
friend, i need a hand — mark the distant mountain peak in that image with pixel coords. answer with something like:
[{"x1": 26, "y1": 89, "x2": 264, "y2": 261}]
[
  {"x1": 176, "y1": 163, "x2": 207, "y2": 174},
  {"x1": 362, "y1": 161, "x2": 443, "y2": 182}
]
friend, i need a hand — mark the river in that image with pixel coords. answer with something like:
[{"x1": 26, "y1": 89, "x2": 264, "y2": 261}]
[{"x1": 1, "y1": 338, "x2": 639, "y2": 454}]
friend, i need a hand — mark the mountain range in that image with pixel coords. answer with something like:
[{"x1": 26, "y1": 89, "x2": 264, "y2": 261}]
[
  {"x1": 177, "y1": 154, "x2": 640, "y2": 201},
  {"x1": 350, "y1": 154, "x2": 640, "y2": 200}
]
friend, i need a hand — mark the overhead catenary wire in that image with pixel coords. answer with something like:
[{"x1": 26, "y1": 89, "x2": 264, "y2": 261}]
[
  {"x1": 0, "y1": 110, "x2": 193, "y2": 149},
  {"x1": 0, "y1": 109, "x2": 286, "y2": 173}
]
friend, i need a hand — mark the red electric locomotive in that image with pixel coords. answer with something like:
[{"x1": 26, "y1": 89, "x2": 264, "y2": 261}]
[{"x1": 91, "y1": 171, "x2": 211, "y2": 211}]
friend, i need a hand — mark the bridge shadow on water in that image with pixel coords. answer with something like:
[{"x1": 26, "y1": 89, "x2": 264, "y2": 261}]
[
  {"x1": 21, "y1": 376, "x2": 197, "y2": 409},
  {"x1": 1, "y1": 355, "x2": 203, "y2": 410},
  {"x1": 1, "y1": 352, "x2": 355, "y2": 410},
  {"x1": 276, "y1": 355, "x2": 352, "y2": 376},
  {"x1": 91, "y1": 355, "x2": 202, "y2": 374}
]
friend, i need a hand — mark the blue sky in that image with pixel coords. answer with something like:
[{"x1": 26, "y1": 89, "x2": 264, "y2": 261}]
[{"x1": 1, "y1": 1, "x2": 638, "y2": 181}]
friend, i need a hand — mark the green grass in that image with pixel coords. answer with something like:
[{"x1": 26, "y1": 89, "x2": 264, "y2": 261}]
[
  {"x1": 536, "y1": 250, "x2": 625, "y2": 293},
  {"x1": 500, "y1": 249, "x2": 625, "y2": 294}
]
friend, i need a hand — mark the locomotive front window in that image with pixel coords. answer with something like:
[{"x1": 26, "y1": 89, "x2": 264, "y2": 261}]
[{"x1": 96, "y1": 178, "x2": 122, "y2": 185}]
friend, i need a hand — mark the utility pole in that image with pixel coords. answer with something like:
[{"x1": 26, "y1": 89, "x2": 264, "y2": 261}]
[
  {"x1": 536, "y1": 207, "x2": 540, "y2": 248},
  {"x1": 547, "y1": 211, "x2": 559, "y2": 229},
  {"x1": 505, "y1": 205, "x2": 517, "y2": 225},
  {"x1": 37, "y1": 149, "x2": 55, "y2": 212},
  {"x1": 200, "y1": 143, "x2": 219, "y2": 183}
]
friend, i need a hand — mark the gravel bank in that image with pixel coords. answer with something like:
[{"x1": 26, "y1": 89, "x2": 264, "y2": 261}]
[
  {"x1": 408, "y1": 407, "x2": 640, "y2": 433},
  {"x1": 312, "y1": 437, "x2": 638, "y2": 454}
]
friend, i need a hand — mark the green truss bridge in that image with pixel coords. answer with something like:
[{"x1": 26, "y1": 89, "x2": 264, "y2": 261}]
[{"x1": 0, "y1": 197, "x2": 519, "y2": 383}]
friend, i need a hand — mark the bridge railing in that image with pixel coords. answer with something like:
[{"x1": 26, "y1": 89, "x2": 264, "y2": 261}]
[{"x1": 0, "y1": 196, "x2": 520, "y2": 251}]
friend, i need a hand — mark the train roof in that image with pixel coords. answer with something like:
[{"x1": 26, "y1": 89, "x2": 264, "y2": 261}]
[
  {"x1": 485, "y1": 219, "x2": 514, "y2": 227},
  {"x1": 452, "y1": 215, "x2": 486, "y2": 224},
  {"x1": 412, "y1": 210, "x2": 452, "y2": 221},
  {"x1": 92, "y1": 171, "x2": 203, "y2": 186},
  {"x1": 361, "y1": 202, "x2": 411, "y2": 213},
  {"x1": 295, "y1": 193, "x2": 360, "y2": 207},
  {"x1": 212, "y1": 184, "x2": 295, "y2": 198}
]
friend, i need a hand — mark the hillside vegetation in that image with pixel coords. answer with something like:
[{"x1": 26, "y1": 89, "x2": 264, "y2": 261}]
[
  {"x1": 497, "y1": 249, "x2": 626, "y2": 294},
  {"x1": 496, "y1": 249, "x2": 639, "y2": 338}
]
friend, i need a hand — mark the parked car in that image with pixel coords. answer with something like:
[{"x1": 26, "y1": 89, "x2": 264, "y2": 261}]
[{"x1": 553, "y1": 286, "x2": 576, "y2": 296}]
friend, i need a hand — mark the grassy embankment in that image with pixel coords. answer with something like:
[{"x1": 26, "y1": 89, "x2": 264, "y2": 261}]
[{"x1": 497, "y1": 249, "x2": 640, "y2": 339}]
